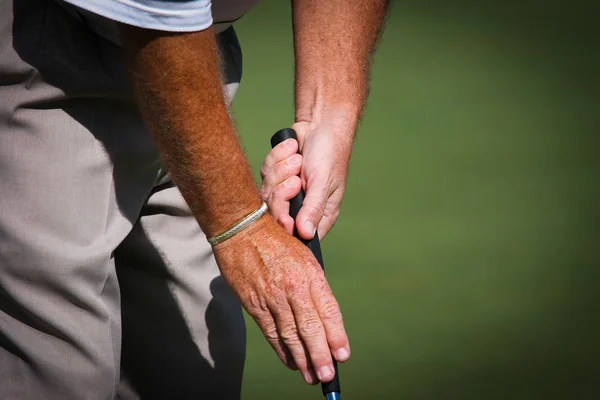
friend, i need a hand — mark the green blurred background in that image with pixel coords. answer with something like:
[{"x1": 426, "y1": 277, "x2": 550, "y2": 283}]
[{"x1": 231, "y1": 1, "x2": 599, "y2": 398}]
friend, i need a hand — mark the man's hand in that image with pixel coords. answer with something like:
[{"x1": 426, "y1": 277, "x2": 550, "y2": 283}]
[
  {"x1": 260, "y1": 120, "x2": 352, "y2": 240},
  {"x1": 119, "y1": 25, "x2": 350, "y2": 384},
  {"x1": 213, "y1": 214, "x2": 350, "y2": 384},
  {"x1": 262, "y1": 0, "x2": 389, "y2": 240}
]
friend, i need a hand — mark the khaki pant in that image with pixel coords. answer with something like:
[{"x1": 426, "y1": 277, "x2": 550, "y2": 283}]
[{"x1": 0, "y1": 1, "x2": 245, "y2": 398}]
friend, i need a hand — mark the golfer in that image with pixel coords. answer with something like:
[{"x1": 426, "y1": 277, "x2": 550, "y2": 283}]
[{"x1": 0, "y1": 0, "x2": 388, "y2": 398}]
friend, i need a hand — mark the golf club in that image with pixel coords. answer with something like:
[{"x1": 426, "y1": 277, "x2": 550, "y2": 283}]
[{"x1": 270, "y1": 128, "x2": 342, "y2": 400}]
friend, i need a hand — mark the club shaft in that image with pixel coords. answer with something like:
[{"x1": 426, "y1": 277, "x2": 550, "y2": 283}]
[
  {"x1": 270, "y1": 128, "x2": 341, "y2": 398},
  {"x1": 326, "y1": 392, "x2": 341, "y2": 400}
]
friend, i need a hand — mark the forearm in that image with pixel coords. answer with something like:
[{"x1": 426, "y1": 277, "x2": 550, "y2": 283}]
[
  {"x1": 120, "y1": 25, "x2": 261, "y2": 237},
  {"x1": 292, "y1": 0, "x2": 389, "y2": 133}
]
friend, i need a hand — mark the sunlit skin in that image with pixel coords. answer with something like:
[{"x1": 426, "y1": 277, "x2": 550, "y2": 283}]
[
  {"x1": 118, "y1": 0, "x2": 388, "y2": 387},
  {"x1": 261, "y1": 0, "x2": 389, "y2": 240}
]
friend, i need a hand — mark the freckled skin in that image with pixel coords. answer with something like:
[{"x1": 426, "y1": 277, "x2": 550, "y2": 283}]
[
  {"x1": 120, "y1": 26, "x2": 261, "y2": 236},
  {"x1": 214, "y1": 214, "x2": 340, "y2": 381},
  {"x1": 118, "y1": 0, "x2": 388, "y2": 386}
]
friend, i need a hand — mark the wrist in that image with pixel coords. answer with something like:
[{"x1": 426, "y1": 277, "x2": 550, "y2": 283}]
[
  {"x1": 207, "y1": 201, "x2": 268, "y2": 246},
  {"x1": 200, "y1": 196, "x2": 263, "y2": 238},
  {"x1": 212, "y1": 212, "x2": 279, "y2": 251},
  {"x1": 295, "y1": 105, "x2": 360, "y2": 139}
]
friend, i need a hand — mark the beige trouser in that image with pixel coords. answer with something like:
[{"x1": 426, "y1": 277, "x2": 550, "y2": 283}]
[{"x1": 0, "y1": 1, "x2": 245, "y2": 399}]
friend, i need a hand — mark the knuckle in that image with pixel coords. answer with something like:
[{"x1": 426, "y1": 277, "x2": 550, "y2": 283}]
[
  {"x1": 260, "y1": 163, "x2": 269, "y2": 179},
  {"x1": 320, "y1": 301, "x2": 341, "y2": 323},
  {"x1": 311, "y1": 271, "x2": 329, "y2": 286},
  {"x1": 279, "y1": 325, "x2": 300, "y2": 344},
  {"x1": 263, "y1": 324, "x2": 280, "y2": 343},
  {"x1": 273, "y1": 159, "x2": 288, "y2": 176},
  {"x1": 273, "y1": 180, "x2": 300, "y2": 201},
  {"x1": 285, "y1": 279, "x2": 307, "y2": 297},
  {"x1": 258, "y1": 186, "x2": 270, "y2": 202},
  {"x1": 269, "y1": 291, "x2": 288, "y2": 309},
  {"x1": 299, "y1": 318, "x2": 324, "y2": 337},
  {"x1": 308, "y1": 265, "x2": 326, "y2": 279},
  {"x1": 246, "y1": 291, "x2": 270, "y2": 317}
]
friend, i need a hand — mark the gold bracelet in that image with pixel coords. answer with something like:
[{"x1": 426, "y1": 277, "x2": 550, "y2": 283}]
[{"x1": 207, "y1": 201, "x2": 268, "y2": 246}]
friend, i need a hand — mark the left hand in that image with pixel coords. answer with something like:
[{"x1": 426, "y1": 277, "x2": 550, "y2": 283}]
[{"x1": 260, "y1": 121, "x2": 353, "y2": 240}]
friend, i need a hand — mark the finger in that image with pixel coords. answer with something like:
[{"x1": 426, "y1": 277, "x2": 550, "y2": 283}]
[
  {"x1": 270, "y1": 335, "x2": 299, "y2": 371},
  {"x1": 272, "y1": 302, "x2": 318, "y2": 384},
  {"x1": 316, "y1": 202, "x2": 341, "y2": 240},
  {"x1": 311, "y1": 277, "x2": 350, "y2": 363},
  {"x1": 261, "y1": 154, "x2": 302, "y2": 199},
  {"x1": 290, "y1": 121, "x2": 311, "y2": 149},
  {"x1": 283, "y1": 343, "x2": 298, "y2": 371},
  {"x1": 289, "y1": 290, "x2": 335, "y2": 383},
  {"x1": 298, "y1": 346, "x2": 318, "y2": 386},
  {"x1": 277, "y1": 214, "x2": 295, "y2": 236},
  {"x1": 295, "y1": 179, "x2": 328, "y2": 240},
  {"x1": 316, "y1": 214, "x2": 337, "y2": 241},
  {"x1": 260, "y1": 138, "x2": 299, "y2": 179},
  {"x1": 253, "y1": 312, "x2": 297, "y2": 370},
  {"x1": 268, "y1": 176, "x2": 302, "y2": 231}
]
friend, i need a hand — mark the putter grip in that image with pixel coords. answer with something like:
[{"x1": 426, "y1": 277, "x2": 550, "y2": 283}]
[{"x1": 270, "y1": 128, "x2": 341, "y2": 397}]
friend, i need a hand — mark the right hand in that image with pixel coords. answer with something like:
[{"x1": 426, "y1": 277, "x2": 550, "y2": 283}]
[{"x1": 212, "y1": 214, "x2": 350, "y2": 384}]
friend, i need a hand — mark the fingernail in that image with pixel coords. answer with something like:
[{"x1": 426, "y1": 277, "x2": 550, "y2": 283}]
[
  {"x1": 335, "y1": 347, "x2": 350, "y2": 361},
  {"x1": 284, "y1": 139, "x2": 296, "y2": 149},
  {"x1": 317, "y1": 365, "x2": 333, "y2": 381},
  {"x1": 303, "y1": 221, "x2": 316, "y2": 236},
  {"x1": 303, "y1": 370, "x2": 317, "y2": 385}
]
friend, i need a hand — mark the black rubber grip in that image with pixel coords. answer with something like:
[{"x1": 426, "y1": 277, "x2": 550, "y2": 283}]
[{"x1": 270, "y1": 128, "x2": 341, "y2": 397}]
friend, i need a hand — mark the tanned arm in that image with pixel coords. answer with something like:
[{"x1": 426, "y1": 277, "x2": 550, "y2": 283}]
[
  {"x1": 260, "y1": 0, "x2": 389, "y2": 239},
  {"x1": 119, "y1": 25, "x2": 350, "y2": 385},
  {"x1": 119, "y1": 26, "x2": 260, "y2": 235},
  {"x1": 292, "y1": 0, "x2": 389, "y2": 132}
]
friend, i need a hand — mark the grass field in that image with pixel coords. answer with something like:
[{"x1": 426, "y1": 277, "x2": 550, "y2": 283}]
[{"x1": 231, "y1": 1, "x2": 599, "y2": 398}]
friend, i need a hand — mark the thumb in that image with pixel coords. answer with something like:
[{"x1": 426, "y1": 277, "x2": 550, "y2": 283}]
[{"x1": 296, "y1": 179, "x2": 328, "y2": 240}]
